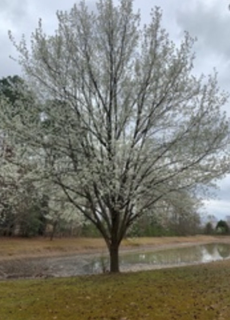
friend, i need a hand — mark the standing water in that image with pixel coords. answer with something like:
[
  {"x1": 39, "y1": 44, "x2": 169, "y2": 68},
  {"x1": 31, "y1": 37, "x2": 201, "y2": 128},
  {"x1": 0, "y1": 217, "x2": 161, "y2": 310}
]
[
  {"x1": 83, "y1": 243, "x2": 230, "y2": 274},
  {"x1": 1, "y1": 243, "x2": 230, "y2": 279}
]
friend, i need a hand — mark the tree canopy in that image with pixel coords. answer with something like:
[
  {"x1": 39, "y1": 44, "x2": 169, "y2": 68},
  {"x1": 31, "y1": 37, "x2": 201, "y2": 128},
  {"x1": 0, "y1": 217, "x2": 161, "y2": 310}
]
[
  {"x1": 1, "y1": 0, "x2": 230, "y2": 272},
  {"x1": 216, "y1": 220, "x2": 229, "y2": 235}
]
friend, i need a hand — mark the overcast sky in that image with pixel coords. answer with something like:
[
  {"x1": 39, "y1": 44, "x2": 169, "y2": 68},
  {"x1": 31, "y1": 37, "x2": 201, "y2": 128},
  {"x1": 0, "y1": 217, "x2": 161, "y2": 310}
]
[{"x1": 0, "y1": 0, "x2": 229, "y2": 220}]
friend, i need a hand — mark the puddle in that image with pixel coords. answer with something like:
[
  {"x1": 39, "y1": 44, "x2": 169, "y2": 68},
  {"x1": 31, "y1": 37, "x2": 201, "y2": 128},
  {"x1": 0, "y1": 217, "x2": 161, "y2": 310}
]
[
  {"x1": 83, "y1": 243, "x2": 230, "y2": 274},
  {"x1": 1, "y1": 243, "x2": 230, "y2": 279}
]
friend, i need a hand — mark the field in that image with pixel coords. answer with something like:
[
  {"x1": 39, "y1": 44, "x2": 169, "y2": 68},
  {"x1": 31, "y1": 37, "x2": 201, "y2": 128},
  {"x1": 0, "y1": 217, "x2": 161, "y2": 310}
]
[{"x1": 1, "y1": 236, "x2": 230, "y2": 319}]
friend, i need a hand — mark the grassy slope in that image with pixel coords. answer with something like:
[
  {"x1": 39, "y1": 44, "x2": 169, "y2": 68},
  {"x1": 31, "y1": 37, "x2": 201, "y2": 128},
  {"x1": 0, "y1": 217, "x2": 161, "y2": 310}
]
[{"x1": 1, "y1": 260, "x2": 230, "y2": 320}]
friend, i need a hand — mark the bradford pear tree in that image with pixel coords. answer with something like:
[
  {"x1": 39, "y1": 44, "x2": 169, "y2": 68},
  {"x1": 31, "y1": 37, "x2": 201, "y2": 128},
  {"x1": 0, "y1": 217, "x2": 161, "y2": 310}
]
[
  {"x1": 127, "y1": 190, "x2": 202, "y2": 236},
  {"x1": 1, "y1": 0, "x2": 230, "y2": 272},
  {"x1": 45, "y1": 184, "x2": 86, "y2": 240},
  {"x1": 144, "y1": 190, "x2": 203, "y2": 236}
]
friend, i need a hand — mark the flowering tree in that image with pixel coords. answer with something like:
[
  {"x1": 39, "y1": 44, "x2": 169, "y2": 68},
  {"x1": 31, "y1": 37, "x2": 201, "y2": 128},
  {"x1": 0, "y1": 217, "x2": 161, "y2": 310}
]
[
  {"x1": 1, "y1": 0, "x2": 230, "y2": 272},
  {"x1": 127, "y1": 190, "x2": 202, "y2": 237},
  {"x1": 45, "y1": 184, "x2": 86, "y2": 239}
]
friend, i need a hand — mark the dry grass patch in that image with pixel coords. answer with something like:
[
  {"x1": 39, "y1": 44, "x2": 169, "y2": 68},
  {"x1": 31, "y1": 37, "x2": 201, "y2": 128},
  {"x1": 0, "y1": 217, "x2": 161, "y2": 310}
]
[
  {"x1": 123, "y1": 235, "x2": 227, "y2": 246},
  {"x1": 0, "y1": 236, "x2": 229, "y2": 261},
  {"x1": 0, "y1": 238, "x2": 107, "y2": 260}
]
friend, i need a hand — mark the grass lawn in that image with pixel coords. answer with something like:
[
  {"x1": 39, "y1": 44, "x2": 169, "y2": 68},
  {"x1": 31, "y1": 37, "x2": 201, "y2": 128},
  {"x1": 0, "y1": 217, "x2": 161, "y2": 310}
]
[{"x1": 1, "y1": 259, "x2": 230, "y2": 320}]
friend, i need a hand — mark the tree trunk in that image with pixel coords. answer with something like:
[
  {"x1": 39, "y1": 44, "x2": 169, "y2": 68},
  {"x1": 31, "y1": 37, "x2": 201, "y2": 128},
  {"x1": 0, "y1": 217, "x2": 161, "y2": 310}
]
[
  {"x1": 109, "y1": 243, "x2": 120, "y2": 273},
  {"x1": 50, "y1": 221, "x2": 57, "y2": 241}
]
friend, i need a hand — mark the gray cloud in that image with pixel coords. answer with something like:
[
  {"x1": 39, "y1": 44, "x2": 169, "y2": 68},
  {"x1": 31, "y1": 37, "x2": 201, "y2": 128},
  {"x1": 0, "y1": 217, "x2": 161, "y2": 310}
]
[
  {"x1": 203, "y1": 199, "x2": 230, "y2": 220},
  {"x1": 0, "y1": 0, "x2": 29, "y2": 25},
  {"x1": 0, "y1": 0, "x2": 30, "y2": 76},
  {"x1": 175, "y1": 0, "x2": 230, "y2": 90},
  {"x1": 0, "y1": 0, "x2": 98, "y2": 78},
  {"x1": 215, "y1": 176, "x2": 230, "y2": 202},
  {"x1": 176, "y1": 1, "x2": 230, "y2": 59}
]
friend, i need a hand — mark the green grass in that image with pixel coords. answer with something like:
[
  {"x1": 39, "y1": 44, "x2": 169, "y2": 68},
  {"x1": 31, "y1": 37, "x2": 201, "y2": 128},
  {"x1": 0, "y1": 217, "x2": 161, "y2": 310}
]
[{"x1": 1, "y1": 260, "x2": 230, "y2": 319}]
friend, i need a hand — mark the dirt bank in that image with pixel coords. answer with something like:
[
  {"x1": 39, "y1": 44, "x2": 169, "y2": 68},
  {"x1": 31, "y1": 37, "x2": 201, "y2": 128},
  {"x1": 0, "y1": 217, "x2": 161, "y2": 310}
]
[{"x1": 0, "y1": 235, "x2": 229, "y2": 261}]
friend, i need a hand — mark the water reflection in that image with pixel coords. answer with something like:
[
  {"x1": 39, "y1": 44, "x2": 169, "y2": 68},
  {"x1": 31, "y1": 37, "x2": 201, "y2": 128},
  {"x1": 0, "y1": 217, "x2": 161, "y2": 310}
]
[
  {"x1": 217, "y1": 244, "x2": 230, "y2": 258},
  {"x1": 83, "y1": 243, "x2": 230, "y2": 274}
]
